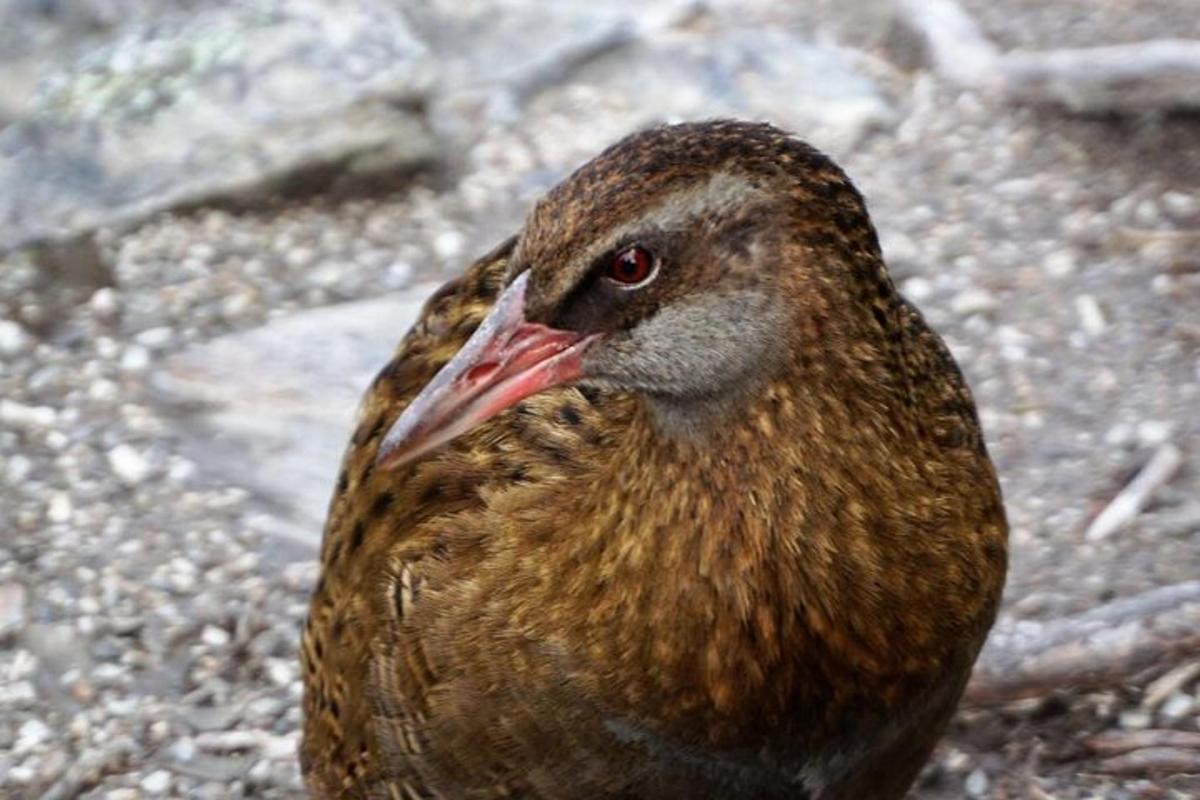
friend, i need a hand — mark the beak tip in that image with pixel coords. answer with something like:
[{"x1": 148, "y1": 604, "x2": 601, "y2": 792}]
[
  {"x1": 374, "y1": 443, "x2": 399, "y2": 471},
  {"x1": 366, "y1": 271, "x2": 593, "y2": 475},
  {"x1": 375, "y1": 425, "x2": 412, "y2": 471}
]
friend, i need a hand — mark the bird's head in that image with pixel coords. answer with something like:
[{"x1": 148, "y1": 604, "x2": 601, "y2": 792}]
[{"x1": 379, "y1": 120, "x2": 890, "y2": 468}]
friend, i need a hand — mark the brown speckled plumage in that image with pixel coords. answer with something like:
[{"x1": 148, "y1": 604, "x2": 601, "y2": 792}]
[{"x1": 300, "y1": 120, "x2": 1007, "y2": 799}]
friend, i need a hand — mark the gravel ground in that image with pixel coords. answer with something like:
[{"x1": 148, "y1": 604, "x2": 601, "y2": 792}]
[
  {"x1": 960, "y1": 0, "x2": 1200, "y2": 50},
  {"x1": 1, "y1": 1, "x2": 1198, "y2": 798}
]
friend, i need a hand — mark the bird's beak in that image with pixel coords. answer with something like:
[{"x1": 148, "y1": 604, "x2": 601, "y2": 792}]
[{"x1": 377, "y1": 271, "x2": 599, "y2": 469}]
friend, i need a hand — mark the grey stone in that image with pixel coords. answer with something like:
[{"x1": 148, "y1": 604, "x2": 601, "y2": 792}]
[
  {"x1": 106, "y1": 443, "x2": 151, "y2": 486},
  {"x1": 154, "y1": 282, "x2": 440, "y2": 545},
  {"x1": 1159, "y1": 691, "x2": 1196, "y2": 722},
  {"x1": 0, "y1": 0, "x2": 438, "y2": 254},
  {"x1": 412, "y1": 1, "x2": 891, "y2": 160},
  {"x1": 950, "y1": 287, "x2": 1000, "y2": 316},
  {"x1": 14, "y1": 718, "x2": 50, "y2": 754},
  {"x1": 0, "y1": 319, "x2": 32, "y2": 357},
  {"x1": 184, "y1": 704, "x2": 245, "y2": 734},
  {"x1": 140, "y1": 769, "x2": 172, "y2": 795},
  {"x1": 0, "y1": 583, "x2": 28, "y2": 642},
  {"x1": 0, "y1": 0, "x2": 180, "y2": 123},
  {"x1": 409, "y1": 0, "x2": 699, "y2": 108},
  {"x1": 0, "y1": 399, "x2": 57, "y2": 430},
  {"x1": 526, "y1": 23, "x2": 895, "y2": 160},
  {"x1": 964, "y1": 767, "x2": 989, "y2": 798}
]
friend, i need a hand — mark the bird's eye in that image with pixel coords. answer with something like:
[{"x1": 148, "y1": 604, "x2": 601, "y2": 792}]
[{"x1": 605, "y1": 246, "x2": 656, "y2": 288}]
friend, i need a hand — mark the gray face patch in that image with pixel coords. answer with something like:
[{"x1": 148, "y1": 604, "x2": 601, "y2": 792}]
[
  {"x1": 522, "y1": 169, "x2": 787, "y2": 440},
  {"x1": 582, "y1": 286, "x2": 791, "y2": 439}
]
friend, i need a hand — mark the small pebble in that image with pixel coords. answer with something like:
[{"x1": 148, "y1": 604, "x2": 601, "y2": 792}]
[
  {"x1": 1104, "y1": 422, "x2": 1134, "y2": 448},
  {"x1": 90, "y1": 288, "x2": 121, "y2": 318},
  {"x1": 167, "y1": 457, "x2": 197, "y2": 483},
  {"x1": 901, "y1": 276, "x2": 933, "y2": 301},
  {"x1": 88, "y1": 379, "x2": 120, "y2": 403},
  {"x1": 168, "y1": 737, "x2": 197, "y2": 762},
  {"x1": 0, "y1": 584, "x2": 28, "y2": 640},
  {"x1": 881, "y1": 230, "x2": 919, "y2": 266},
  {"x1": 0, "y1": 319, "x2": 32, "y2": 356},
  {"x1": 1136, "y1": 420, "x2": 1174, "y2": 448},
  {"x1": 285, "y1": 247, "x2": 317, "y2": 269},
  {"x1": 1159, "y1": 692, "x2": 1195, "y2": 722},
  {"x1": 15, "y1": 719, "x2": 50, "y2": 754},
  {"x1": 387, "y1": 261, "x2": 413, "y2": 286},
  {"x1": 1119, "y1": 709, "x2": 1152, "y2": 729},
  {"x1": 7, "y1": 764, "x2": 35, "y2": 784},
  {"x1": 264, "y1": 658, "x2": 294, "y2": 688},
  {"x1": 221, "y1": 292, "x2": 254, "y2": 319},
  {"x1": 120, "y1": 345, "x2": 151, "y2": 373},
  {"x1": 1161, "y1": 190, "x2": 1198, "y2": 220},
  {"x1": 107, "y1": 444, "x2": 151, "y2": 486},
  {"x1": 201, "y1": 625, "x2": 231, "y2": 648},
  {"x1": 1075, "y1": 294, "x2": 1106, "y2": 336},
  {"x1": 47, "y1": 492, "x2": 73, "y2": 524},
  {"x1": 249, "y1": 758, "x2": 273, "y2": 782},
  {"x1": 1043, "y1": 250, "x2": 1077, "y2": 277},
  {"x1": 5, "y1": 454, "x2": 33, "y2": 484},
  {"x1": 964, "y1": 767, "x2": 989, "y2": 797},
  {"x1": 0, "y1": 400, "x2": 57, "y2": 430},
  {"x1": 134, "y1": 327, "x2": 174, "y2": 349},
  {"x1": 433, "y1": 230, "x2": 466, "y2": 261},
  {"x1": 950, "y1": 288, "x2": 999, "y2": 316},
  {"x1": 141, "y1": 769, "x2": 172, "y2": 795}
]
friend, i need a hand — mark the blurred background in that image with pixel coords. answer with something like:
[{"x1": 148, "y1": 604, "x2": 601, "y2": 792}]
[{"x1": 1, "y1": 0, "x2": 1198, "y2": 797}]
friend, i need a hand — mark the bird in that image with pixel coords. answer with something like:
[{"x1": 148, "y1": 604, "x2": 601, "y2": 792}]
[{"x1": 299, "y1": 119, "x2": 1008, "y2": 800}]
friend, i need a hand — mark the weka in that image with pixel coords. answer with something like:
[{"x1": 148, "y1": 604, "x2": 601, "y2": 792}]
[{"x1": 300, "y1": 120, "x2": 1007, "y2": 800}]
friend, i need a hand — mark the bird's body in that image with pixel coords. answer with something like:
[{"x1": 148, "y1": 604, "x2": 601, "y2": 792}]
[{"x1": 300, "y1": 121, "x2": 1007, "y2": 799}]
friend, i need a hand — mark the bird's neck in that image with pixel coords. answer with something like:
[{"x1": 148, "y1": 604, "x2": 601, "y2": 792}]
[{"x1": 521, "y1": 386, "x2": 835, "y2": 714}]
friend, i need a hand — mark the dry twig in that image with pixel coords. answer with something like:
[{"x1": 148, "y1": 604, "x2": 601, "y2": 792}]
[
  {"x1": 1095, "y1": 747, "x2": 1200, "y2": 777},
  {"x1": 1087, "y1": 730, "x2": 1200, "y2": 757},
  {"x1": 893, "y1": 0, "x2": 1200, "y2": 113},
  {"x1": 1085, "y1": 444, "x2": 1183, "y2": 541},
  {"x1": 966, "y1": 581, "x2": 1200, "y2": 706},
  {"x1": 1003, "y1": 40, "x2": 1200, "y2": 113},
  {"x1": 1142, "y1": 661, "x2": 1200, "y2": 711}
]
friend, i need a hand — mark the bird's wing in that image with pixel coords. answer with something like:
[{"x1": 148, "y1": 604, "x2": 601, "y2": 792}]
[
  {"x1": 300, "y1": 236, "x2": 520, "y2": 798},
  {"x1": 300, "y1": 237, "x2": 669, "y2": 798}
]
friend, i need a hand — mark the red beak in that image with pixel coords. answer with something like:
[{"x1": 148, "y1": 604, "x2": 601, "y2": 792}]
[{"x1": 377, "y1": 271, "x2": 599, "y2": 469}]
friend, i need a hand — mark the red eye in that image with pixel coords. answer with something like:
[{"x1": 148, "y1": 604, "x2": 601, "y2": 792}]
[{"x1": 606, "y1": 246, "x2": 655, "y2": 286}]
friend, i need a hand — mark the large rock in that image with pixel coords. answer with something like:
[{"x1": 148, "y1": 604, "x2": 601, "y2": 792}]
[
  {"x1": 155, "y1": 283, "x2": 440, "y2": 545},
  {"x1": 529, "y1": 25, "x2": 896, "y2": 161},
  {"x1": 407, "y1": 0, "x2": 699, "y2": 107},
  {"x1": 414, "y1": 1, "x2": 892, "y2": 163},
  {"x1": 0, "y1": 0, "x2": 189, "y2": 125},
  {"x1": 0, "y1": 0, "x2": 438, "y2": 253},
  {"x1": 417, "y1": 2, "x2": 896, "y2": 205}
]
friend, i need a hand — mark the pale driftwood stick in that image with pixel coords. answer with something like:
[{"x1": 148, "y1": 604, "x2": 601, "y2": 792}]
[
  {"x1": 1142, "y1": 661, "x2": 1200, "y2": 710},
  {"x1": 1085, "y1": 444, "x2": 1183, "y2": 541},
  {"x1": 1095, "y1": 747, "x2": 1200, "y2": 777},
  {"x1": 507, "y1": 1, "x2": 704, "y2": 105},
  {"x1": 1111, "y1": 227, "x2": 1200, "y2": 249},
  {"x1": 965, "y1": 581, "x2": 1200, "y2": 706},
  {"x1": 1087, "y1": 730, "x2": 1200, "y2": 757},
  {"x1": 893, "y1": 0, "x2": 1200, "y2": 113},
  {"x1": 1002, "y1": 40, "x2": 1200, "y2": 113},
  {"x1": 894, "y1": 0, "x2": 1001, "y2": 87}
]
